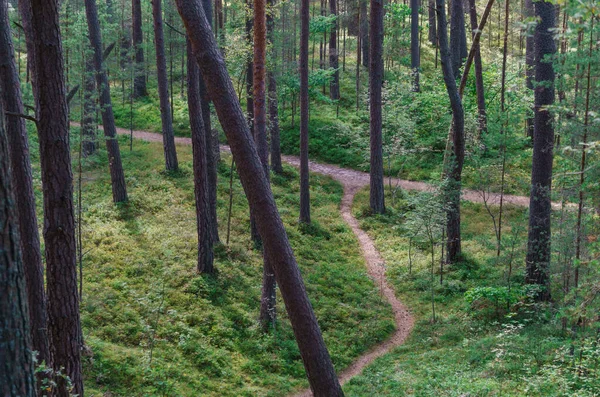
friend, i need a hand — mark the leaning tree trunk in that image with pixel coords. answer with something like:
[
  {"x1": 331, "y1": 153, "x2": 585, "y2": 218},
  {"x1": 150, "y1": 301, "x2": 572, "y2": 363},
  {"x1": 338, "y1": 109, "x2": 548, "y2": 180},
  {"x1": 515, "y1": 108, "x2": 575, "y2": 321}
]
[
  {"x1": 525, "y1": 0, "x2": 555, "y2": 302},
  {"x1": 254, "y1": 0, "x2": 277, "y2": 330},
  {"x1": 176, "y1": 1, "x2": 344, "y2": 394},
  {"x1": 369, "y1": 0, "x2": 385, "y2": 214},
  {"x1": 299, "y1": 0, "x2": 311, "y2": 224},
  {"x1": 437, "y1": 0, "x2": 465, "y2": 263},
  {"x1": 267, "y1": 0, "x2": 283, "y2": 174},
  {"x1": 0, "y1": 98, "x2": 36, "y2": 397},
  {"x1": 132, "y1": 0, "x2": 147, "y2": 98},
  {"x1": 411, "y1": 0, "x2": 420, "y2": 92},
  {"x1": 85, "y1": 0, "x2": 129, "y2": 203},
  {"x1": 468, "y1": 0, "x2": 487, "y2": 137},
  {"x1": 450, "y1": 0, "x2": 467, "y2": 77},
  {"x1": 187, "y1": 39, "x2": 214, "y2": 274},
  {"x1": 0, "y1": 0, "x2": 50, "y2": 370},
  {"x1": 151, "y1": 0, "x2": 179, "y2": 171},
  {"x1": 329, "y1": 0, "x2": 340, "y2": 99},
  {"x1": 27, "y1": 0, "x2": 84, "y2": 393}
]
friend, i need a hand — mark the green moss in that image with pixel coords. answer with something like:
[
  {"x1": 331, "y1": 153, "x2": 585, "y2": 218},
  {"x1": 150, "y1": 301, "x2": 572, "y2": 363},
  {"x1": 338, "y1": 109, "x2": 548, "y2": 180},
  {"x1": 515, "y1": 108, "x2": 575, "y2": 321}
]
[{"x1": 58, "y1": 133, "x2": 395, "y2": 395}]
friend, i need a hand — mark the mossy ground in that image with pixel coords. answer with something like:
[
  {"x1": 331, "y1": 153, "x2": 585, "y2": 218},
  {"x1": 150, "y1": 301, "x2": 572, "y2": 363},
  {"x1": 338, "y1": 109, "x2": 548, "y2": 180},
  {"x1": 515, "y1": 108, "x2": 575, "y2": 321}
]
[{"x1": 30, "y1": 131, "x2": 394, "y2": 396}]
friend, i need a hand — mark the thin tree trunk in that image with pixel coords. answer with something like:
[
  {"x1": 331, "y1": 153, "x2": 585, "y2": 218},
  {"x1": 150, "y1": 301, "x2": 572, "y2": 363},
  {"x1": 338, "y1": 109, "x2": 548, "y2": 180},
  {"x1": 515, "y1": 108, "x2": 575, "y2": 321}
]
[
  {"x1": 187, "y1": 39, "x2": 214, "y2": 274},
  {"x1": 132, "y1": 0, "x2": 148, "y2": 98},
  {"x1": 437, "y1": 0, "x2": 465, "y2": 263},
  {"x1": 268, "y1": 0, "x2": 284, "y2": 174},
  {"x1": 329, "y1": 0, "x2": 340, "y2": 99},
  {"x1": 0, "y1": 0, "x2": 50, "y2": 372},
  {"x1": 199, "y1": 0, "x2": 220, "y2": 244},
  {"x1": 525, "y1": 0, "x2": 556, "y2": 301},
  {"x1": 360, "y1": 0, "x2": 369, "y2": 67},
  {"x1": 254, "y1": 0, "x2": 277, "y2": 330},
  {"x1": 369, "y1": 0, "x2": 385, "y2": 214},
  {"x1": 428, "y1": 0, "x2": 436, "y2": 44},
  {"x1": 574, "y1": 16, "x2": 594, "y2": 289},
  {"x1": 524, "y1": 0, "x2": 534, "y2": 138},
  {"x1": 450, "y1": 0, "x2": 467, "y2": 77},
  {"x1": 82, "y1": 54, "x2": 97, "y2": 156},
  {"x1": 152, "y1": 0, "x2": 179, "y2": 171},
  {"x1": 299, "y1": 0, "x2": 311, "y2": 224},
  {"x1": 0, "y1": 98, "x2": 36, "y2": 397},
  {"x1": 85, "y1": 0, "x2": 129, "y2": 203},
  {"x1": 27, "y1": 0, "x2": 84, "y2": 393},
  {"x1": 176, "y1": 2, "x2": 343, "y2": 393},
  {"x1": 468, "y1": 0, "x2": 487, "y2": 136},
  {"x1": 411, "y1": 0, "x2": 420, "y2": 92}
]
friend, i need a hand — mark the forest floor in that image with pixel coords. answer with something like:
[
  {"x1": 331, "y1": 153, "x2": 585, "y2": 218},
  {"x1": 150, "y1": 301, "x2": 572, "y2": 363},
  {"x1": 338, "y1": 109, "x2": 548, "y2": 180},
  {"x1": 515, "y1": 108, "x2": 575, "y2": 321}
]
[{"x1": 75, "y1": 122, "x2": 559, "y2": 393}]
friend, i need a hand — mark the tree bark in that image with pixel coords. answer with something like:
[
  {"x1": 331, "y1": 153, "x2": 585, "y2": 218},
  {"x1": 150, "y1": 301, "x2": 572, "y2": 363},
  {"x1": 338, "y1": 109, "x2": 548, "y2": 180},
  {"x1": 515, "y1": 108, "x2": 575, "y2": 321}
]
[
  {"x1": 300, "y1": 0, "x2": 311, "y2": 224},
  {"x1": 176, "y1": 1, "x2": 344, "y2": 394},
  {"x1": 428, "y1": 0, "x2": 436, "y2": 45},
  {"x1": 437, "y1": 0, "x2": 465, "y2": 263},
  {"x1": 360, "y1": 0, "x2": 369, "y2": 67},
  {"x1": 27, "y1": 0, "x2": 83, "y2": 393},
  {"x1": 152, "y1": 0, "x2": 179, "y2": 171},
  {"x1": 198, "y1": 0, "x2": 220, "y2": 244},
  {"x1": 187, "y1": 39, "x2": 214, "y2": 274},
  {"x1": 132, "y1": 0, "x2": 147, "y2": 98},
  {"x1": 369, "y1": 0, "x2": 385, "y2": 214},
  {"x1": 254, "y1": 0, "x2": 277, "y2": 329},
  {"x1": 82, "y1": 53, "x2": 97, "y2": 157},
  {"x1": 268, "y1": 0, "x2": 283, "y2": 174},
  {"x1": 411, "y1": 0, "x2": 421, "y2": 92},
  {"x1": 0, "y1": 98, "x2": 36, "y2": 397},
  {"x1": 468, "y1": 0, "x2": 487, "y2": 136},
  {"x1": 329, "y1": 0, "x2": 340, "y2": 99},
  {"x1": 450, "y1": 0, "x2": 467, "y2": 77},
  {"x1": 0, "y1": 0, "x2": 50, "y2": 371},
  {"x1": 524, "y1": 0, "x2": 534, "y2": 138},
  {"x1": 525, "y1": 0, "x2": 555, "y2": 301},
  {"x1": 85, "y1": 0, "x2": 129, "y2": 203}
]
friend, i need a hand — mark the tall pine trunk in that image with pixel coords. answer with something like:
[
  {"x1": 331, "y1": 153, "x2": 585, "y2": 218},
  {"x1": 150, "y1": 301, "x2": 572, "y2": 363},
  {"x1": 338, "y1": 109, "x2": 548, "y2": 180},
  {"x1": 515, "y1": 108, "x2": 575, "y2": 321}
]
[
  {"x1": 411, "y1": 0, "x2": 420, "y2": 91},
  {"x1": 369, "y1": 0, "x2": 385, "y2": 214},
  {"x1": 267, "y1": 0, "x2": 283, "y2": 173},
  {"x1": 428, "y1": 0, "x2": 436, "y2": 44},
  {"x1": 329, "y1": 0, "x2": 340, "y2": 99},
  {"x1": 450, "y1": 0, "x2": 467, "y2": 77},
  {"x1": 187, "y1": 39, "x2": 214, "y2": 274},
  {"x1": 254, "y1": 0, "x2": 277, "y2": 330},
  {"x1": 85, "y1": 0, "x2": 129, "y2": 203},
  {"x1": 176, "y1": 1, "x2": 343, "y2": 393},
  {"x1": 27, "y1": 0, "x2": 84, "y2": 392},
  {"x1": 0, "y1": 0, "x2": 50, "y2": 370},
  {"x1": 299, "y1": 0, "x2": 311, "y2": 223},
  {"x1": 437, "y1": 0, "x2": 465, "y2": 263},
  {"x1": 360, "y1": 0, "x2": 369, "y2": 67},
  {"x1": 151, "y1": 0, "x2": 179, "y2": 171},
  {"x1": 132, "y1": 0, "x2": 148, "y2": 98},
  {"x1": 524, "y1": 0, "x2": 534, "y2": 138},
  {"x1": 468, "y1": 0, "x2": 487, "y2": 136},
  {"x1": 0, "y1": 98, "x2": 37, "y2": 397},
  {"x1": 525, "y1": 0, "x2": 555, "y2": 301}
]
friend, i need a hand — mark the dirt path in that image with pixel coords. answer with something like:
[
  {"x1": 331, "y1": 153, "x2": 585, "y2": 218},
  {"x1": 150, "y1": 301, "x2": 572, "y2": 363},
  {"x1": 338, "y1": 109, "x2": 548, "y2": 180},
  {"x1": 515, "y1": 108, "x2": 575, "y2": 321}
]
[
  {"x1": 88, "y1": 123, "x2": 553, "y2": 209},
  {"x1": 84, "y1": 124, "x2": 549, "y2": 394}
]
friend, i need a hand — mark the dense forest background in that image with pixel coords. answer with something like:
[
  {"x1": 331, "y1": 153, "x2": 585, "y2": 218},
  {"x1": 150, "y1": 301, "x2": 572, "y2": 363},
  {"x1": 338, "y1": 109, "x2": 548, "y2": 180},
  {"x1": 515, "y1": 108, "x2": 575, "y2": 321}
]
[{"x1": 1, "y1": 0, "x2": 599, "y2": 395}]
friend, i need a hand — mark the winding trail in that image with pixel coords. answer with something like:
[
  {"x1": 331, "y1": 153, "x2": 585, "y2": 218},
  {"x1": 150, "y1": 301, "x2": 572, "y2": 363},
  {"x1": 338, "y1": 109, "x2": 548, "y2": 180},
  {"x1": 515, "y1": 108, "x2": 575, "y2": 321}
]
[{"x1": 88, "y1": 124, "x2": 548, "y2": 394}]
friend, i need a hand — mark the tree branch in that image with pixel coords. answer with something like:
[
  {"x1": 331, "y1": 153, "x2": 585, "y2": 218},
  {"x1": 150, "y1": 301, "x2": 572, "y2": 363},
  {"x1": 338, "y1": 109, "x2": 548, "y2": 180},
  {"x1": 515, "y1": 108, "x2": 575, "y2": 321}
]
[{"x1": 4, "y1": 111, "x2": 38, "y2": 124}]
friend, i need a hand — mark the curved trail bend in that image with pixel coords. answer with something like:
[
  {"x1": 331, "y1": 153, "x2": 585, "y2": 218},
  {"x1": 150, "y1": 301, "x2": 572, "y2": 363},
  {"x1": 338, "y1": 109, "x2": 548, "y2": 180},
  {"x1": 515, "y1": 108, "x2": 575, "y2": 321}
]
[{"x1": 88, "y1": 124, "x2": 543, "y2": 394}]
